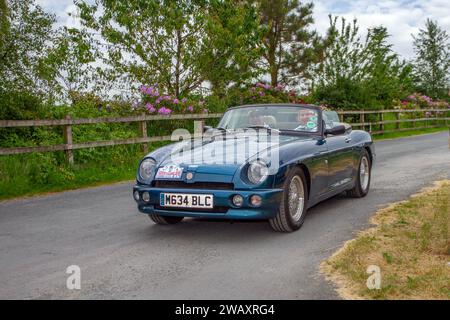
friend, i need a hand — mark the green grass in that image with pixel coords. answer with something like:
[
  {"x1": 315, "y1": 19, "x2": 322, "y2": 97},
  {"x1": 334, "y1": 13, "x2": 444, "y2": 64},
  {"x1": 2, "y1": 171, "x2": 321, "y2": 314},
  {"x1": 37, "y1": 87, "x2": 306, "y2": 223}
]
[
  {"x1": 373, "y1": 126, "x2": 449, "y2": 140},
  {"x1": 0, "y1": 142, "x2": 170, "y2": 201}
]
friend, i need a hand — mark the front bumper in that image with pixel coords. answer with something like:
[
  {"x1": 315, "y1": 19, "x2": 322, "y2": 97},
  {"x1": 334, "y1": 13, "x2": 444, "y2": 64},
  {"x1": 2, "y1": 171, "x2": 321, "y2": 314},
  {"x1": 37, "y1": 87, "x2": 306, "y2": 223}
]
[{"x1": 133, "y1": 184, "x2": 283, "y2": 220}]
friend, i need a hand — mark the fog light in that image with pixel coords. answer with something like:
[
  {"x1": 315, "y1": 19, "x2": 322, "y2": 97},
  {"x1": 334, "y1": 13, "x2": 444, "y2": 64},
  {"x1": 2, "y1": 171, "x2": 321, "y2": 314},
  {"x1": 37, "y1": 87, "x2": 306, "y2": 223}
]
[
  {"x1": 250, "y1": 195, "x2": 262, "y2": 207},
  {"x1": 133, "y1": 190, "x2": 140, "y2": 201},
  {"x1": 142, "y1": 191, "x2": 150, "y2": 202},
  {"x1": 232, "y1": 195, "x2": 244, "y2": 207}
]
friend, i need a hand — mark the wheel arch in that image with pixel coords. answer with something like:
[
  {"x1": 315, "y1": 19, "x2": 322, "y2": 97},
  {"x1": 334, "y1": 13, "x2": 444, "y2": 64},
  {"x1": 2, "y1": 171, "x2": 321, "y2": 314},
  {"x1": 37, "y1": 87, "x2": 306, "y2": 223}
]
[
  {"x1": 297, "y1": 163, "x2": 311, "y2": 199},
  {"x1": 364, "y1": 145, "x2": 373, "y2": 167}
]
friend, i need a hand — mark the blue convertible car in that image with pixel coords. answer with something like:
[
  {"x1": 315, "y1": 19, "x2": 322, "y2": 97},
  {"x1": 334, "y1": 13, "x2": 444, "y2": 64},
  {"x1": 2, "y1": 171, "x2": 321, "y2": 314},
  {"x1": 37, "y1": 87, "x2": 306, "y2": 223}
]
[{"x1": 133, "y1": 104, "x2": 374, "y2": 232}]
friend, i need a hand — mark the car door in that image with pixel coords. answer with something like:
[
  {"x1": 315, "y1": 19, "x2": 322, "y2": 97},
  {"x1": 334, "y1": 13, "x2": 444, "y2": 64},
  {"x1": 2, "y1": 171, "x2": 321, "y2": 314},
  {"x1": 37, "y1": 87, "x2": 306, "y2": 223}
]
[{"x1": 325, "y1": 131, "x2": 355, "y2": 190}]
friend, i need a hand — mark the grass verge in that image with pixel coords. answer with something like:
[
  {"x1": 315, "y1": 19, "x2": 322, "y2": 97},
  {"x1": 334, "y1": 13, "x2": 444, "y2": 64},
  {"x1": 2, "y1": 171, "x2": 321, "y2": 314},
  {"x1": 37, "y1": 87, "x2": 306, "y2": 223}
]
[
  {"x1": 372, "y1": 126, "x2": 448, "y2": 140},
  {"x1": 321, "y1": 180, "x2": 450, "y2": 300},
  {"x1": 0, "y1": 142, "x2": 170, "y2": 201}
]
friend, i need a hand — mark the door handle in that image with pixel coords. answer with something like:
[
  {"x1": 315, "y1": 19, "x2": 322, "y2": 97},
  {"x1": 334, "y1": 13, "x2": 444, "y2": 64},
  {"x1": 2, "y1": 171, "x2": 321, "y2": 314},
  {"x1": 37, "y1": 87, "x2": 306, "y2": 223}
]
[{"x1": 345, "y1": 137, "x2": 352, "y2": 143}]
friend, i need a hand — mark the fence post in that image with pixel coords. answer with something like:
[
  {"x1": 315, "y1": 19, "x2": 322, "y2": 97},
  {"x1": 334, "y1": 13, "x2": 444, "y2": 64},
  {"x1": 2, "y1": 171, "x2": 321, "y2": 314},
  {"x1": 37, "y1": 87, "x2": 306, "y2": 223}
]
[
  {"x1": 396, "y1": 112, "x2": 400, "y2": 130},
  {"x1": 139, "y1": 114, "x2": 148, "y2": 154},
  {"x1": 360, "y1": 112, "x2": 365, "y2": 131},
  {"x1": 194, "y1": 119, "x2": 205, "y2": 139},
  {"x1": 380, "y1": 112, "x2": 384, "y2": 132},
  {"x1": 63, "y1": 115, "x2": 74, "y2": 165}
]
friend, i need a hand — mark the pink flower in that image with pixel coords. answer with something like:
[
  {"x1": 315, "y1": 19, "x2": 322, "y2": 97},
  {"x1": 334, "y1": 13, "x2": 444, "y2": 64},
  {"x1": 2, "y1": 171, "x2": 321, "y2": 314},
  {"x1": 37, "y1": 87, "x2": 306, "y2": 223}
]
[
  {"x1": 256, "y1": 82, "x2": 271, "y2": 90},
  {"x1": 158, "y1": 107, "x2": 172, "y2": 115},
  {"x1": 173, "y1": 98, "x2": 179, "y2": 104},
  {"x1": 145, "y1": 103, "x2": 156, "y2": 113},
  {"x1": 188, "y1": 105, "x2": 194, "y2": 112},
  {"x1": 181, "y1": 98, "x2": 187, "y2": 103}
]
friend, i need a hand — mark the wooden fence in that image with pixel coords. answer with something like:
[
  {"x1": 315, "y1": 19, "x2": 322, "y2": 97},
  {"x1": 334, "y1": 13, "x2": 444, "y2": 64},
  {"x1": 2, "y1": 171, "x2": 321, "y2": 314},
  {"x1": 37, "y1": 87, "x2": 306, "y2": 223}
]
[{"x1": 0, "y1": 108, "x2": 449, "y2": 164}]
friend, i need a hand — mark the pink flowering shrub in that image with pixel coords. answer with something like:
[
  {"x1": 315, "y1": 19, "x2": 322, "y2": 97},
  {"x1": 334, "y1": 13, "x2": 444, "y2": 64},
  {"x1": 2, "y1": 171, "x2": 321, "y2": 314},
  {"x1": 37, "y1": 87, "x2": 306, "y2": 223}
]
[
  {"x1": 400, "y1": 93, "x2": 450, "y2": 109},
  {"x1": 238, "y1": 82, "x2": 310, "y2": 105},
  {"x1": 137, "y1": 85, "x2": 208, "y2": 115}
]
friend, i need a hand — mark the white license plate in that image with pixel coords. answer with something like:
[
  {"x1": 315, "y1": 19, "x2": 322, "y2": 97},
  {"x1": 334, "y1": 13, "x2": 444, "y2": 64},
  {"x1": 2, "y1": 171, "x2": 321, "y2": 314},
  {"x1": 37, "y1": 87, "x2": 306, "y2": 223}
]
[{"x1": 160, "y1": 193, "x2": 214, "y2": 209}]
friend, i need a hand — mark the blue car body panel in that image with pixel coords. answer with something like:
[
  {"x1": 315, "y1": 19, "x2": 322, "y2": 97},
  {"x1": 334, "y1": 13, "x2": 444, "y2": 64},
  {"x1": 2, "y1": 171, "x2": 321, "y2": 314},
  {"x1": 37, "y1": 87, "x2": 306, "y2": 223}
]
[{"x1": 133, "y1": 104, "x2": 375, "y2": 220}]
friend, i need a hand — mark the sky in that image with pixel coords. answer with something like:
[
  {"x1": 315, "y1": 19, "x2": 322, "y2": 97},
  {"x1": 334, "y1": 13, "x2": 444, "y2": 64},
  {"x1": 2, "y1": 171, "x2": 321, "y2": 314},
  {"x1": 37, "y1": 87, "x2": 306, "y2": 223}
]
[{"x1": 35, "y1": 0, "x2": 450, "y2": 60}]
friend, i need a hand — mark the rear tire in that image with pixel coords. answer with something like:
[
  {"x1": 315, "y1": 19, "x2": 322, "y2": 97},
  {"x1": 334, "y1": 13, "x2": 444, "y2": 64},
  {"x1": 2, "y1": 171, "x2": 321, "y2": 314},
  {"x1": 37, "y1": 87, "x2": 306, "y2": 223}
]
[
  {"x1": 347, "y1": 149, "x2": 371, "y2": 198},
  {"x1": 269, "y1": 167, "x2": 308, "y2": 232},
  {"x1": 149, "y1": 214, "x2": 184, "y2": 225}
]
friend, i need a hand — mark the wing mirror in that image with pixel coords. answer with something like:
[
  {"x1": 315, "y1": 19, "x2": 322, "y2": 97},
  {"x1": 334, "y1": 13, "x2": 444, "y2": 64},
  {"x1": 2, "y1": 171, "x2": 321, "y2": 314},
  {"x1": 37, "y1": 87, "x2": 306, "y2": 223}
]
[
  {"x1": 203, "y1": 125, "x2": 213, "y2": 133},
  {"x1": 324, "y1": 125, "x2": 346, "y2": 136}
]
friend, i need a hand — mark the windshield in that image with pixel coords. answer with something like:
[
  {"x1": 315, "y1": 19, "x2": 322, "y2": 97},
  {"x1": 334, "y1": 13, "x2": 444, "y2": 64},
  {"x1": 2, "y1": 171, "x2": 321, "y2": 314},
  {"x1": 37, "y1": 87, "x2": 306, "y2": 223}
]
[
  {"x1": 323, "y1": 110, "x2": 340, "y2": 129},
  {"x1": 218, "y1": 106, "x2": 320, "y2": 133}
]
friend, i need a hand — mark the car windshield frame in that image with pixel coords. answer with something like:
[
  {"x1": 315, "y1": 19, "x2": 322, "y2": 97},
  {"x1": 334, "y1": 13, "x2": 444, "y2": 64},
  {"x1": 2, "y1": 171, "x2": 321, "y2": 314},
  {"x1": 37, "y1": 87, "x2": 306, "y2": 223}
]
[{"x1": 218, "y1": 104, "x2": 324, "y2": 136}]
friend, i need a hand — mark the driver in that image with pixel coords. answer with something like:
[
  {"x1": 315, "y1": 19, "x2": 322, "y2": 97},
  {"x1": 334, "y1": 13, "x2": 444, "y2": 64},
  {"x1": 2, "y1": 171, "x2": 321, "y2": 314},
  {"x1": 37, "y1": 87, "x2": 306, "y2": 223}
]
[
  {"x1": 295, "y1": 109, "x2": 318, "y2": 132},
  {"x1": 248, "y1": 110, "x2": 265, "y2": 126}
]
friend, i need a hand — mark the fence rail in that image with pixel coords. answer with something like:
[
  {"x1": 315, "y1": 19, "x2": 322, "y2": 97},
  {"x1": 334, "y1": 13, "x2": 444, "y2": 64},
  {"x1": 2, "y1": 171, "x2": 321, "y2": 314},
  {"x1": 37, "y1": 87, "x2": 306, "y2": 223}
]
[{"x1": 0, "y1": 108, "x2": 449, "y2": 164}]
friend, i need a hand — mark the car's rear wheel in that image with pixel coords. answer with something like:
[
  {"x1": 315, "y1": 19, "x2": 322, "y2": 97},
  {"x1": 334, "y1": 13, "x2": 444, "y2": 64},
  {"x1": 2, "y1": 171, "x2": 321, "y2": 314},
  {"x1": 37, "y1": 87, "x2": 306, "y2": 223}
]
[
  {"x1": 269, "y1": 167, "x2": 308, "y2": 232},
  {"x1": 347, "y1": 149, "x2": 371, "y2": 198},
  {"x1": 149, "y1": 214, "x2": 184, "y2": 225}
]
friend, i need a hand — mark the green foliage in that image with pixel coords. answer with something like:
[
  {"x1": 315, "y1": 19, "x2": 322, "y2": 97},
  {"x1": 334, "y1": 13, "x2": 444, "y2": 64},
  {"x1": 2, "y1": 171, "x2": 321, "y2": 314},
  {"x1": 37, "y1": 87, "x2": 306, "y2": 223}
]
[
  {"x1": 200, "y1": 0, "x2": 263, "y2": 97},
  {"x1": 0, "y1": 0, "x2": 9, "y2": 50},
  {"x1": 0, "y1": 149, "x2": 143, "y2": 200},
  {"x1": 412, "y1": 19, "x2": 450, "y2": 99},
  {"x1": 312, "y1": 17, "x2": 413, "y2": 110},
  {"x1": 258, "y1": 0, "x2": 331, "y2": 86},
  {"x1": 41, "y1": 27, "x2": 100, "y2": 103},
  {"x1": 0, "y1": 0, "x2": 56, "y2": 96},
  {"x1": 77, "y1": 0, "x2": 208, "y2": 97}
]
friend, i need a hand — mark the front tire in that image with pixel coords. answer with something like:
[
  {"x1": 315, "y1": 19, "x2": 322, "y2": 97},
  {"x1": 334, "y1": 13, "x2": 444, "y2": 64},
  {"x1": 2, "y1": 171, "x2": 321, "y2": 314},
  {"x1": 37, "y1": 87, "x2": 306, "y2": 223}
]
[
  {"x1": 269, "y1": 167, "x2": 308, "y2": 232},
  {"x1": 149, "y1": 214, "x2": 184, "y2": 225},
  {"x1": 347, "y1": 149, "x2": 371, "y2": 198}
]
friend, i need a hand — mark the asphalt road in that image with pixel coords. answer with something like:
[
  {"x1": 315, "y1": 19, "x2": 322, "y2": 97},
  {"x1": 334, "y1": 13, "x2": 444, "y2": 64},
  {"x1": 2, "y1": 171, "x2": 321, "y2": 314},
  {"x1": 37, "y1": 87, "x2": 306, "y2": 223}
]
[{"x1": 1, "y1": 131, "x2": 449, "y2": 299}]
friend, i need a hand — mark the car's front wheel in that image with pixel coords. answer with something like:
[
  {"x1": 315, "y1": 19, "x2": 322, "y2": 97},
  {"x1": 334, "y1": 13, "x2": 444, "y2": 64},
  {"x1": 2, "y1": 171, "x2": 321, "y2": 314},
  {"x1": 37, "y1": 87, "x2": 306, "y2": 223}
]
[
  {"x1": 149, "y1": 214, "x2": 184, "y2": 225},
  {"x1": 269, "y1": 167, "x2": 308, "y2": 232},
  {"x1": 347, "y1": 149, "x2": 371, "y2": 198}
]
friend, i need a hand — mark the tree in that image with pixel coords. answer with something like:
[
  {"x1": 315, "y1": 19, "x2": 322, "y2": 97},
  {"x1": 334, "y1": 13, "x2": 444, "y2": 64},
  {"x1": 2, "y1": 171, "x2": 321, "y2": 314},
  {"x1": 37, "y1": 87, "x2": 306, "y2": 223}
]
[
  {"x1": 41, "y1": 27, "x2": 100, "y2": 103},
  {"x1": 0, "y1": 0, "x2": 9, "y2": 52},
  {"x1": 258, "y1": 0, "x2": 331, "y2": 87},
  {"x1": 0, "y1": 0, "x2": 56, "y2": 96},
  {"x1": 77, "y1": 0, "x2": 210, "y2": 98},
  {"x1": 412, "y1": 19, "x2": 450, "y2": 99},
  {"x1": 199, "y1": 0, "x2": 263, "y2": 96},
  {"x1": 312, "y1": 16, "x2": 412, "y2": 109}
]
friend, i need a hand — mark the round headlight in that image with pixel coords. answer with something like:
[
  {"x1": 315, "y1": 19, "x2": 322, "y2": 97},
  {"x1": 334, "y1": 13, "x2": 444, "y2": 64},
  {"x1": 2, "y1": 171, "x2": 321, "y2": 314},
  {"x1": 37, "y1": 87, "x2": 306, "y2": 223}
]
[
  {"x1": 139, "y1": 158, "x2": 156, "y2": 180},
  {"x1": 247, "y1": 160, "x2": 269, "y2": 184},
  {"x1": 232, "y1": 195, "x2": 244, "y2": 207},
  {"x1": 142, "y1": 191, "x2": 150, "y2": 202}
]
